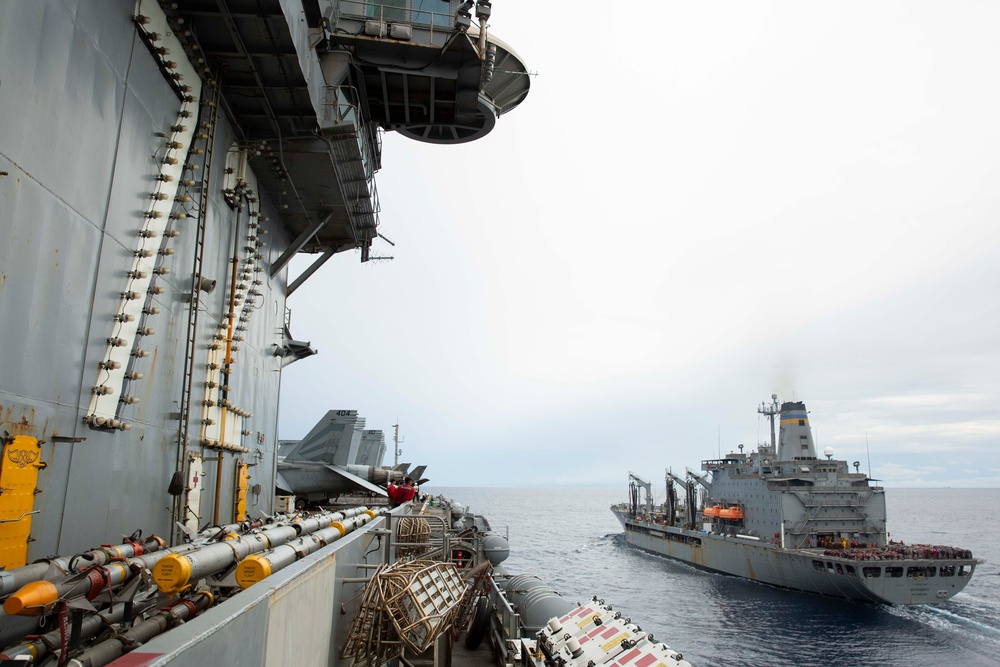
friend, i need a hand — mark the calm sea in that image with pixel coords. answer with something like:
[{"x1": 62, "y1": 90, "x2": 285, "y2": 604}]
[{"x1": 430, "y1": 486, "x2": 1000, "y2": 667}]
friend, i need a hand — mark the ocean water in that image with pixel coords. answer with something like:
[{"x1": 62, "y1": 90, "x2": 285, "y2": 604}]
[{"x1": 430, "y1": 486, "x2": 1000, "y2": 667}]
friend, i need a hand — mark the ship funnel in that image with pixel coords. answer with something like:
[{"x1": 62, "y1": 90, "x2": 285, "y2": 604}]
[{"x1": 778, "y1": 401, "x2": 817, "y2": 460}]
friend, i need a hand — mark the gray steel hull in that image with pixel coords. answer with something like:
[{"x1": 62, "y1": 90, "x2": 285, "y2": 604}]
[
  {"x1": 0, "y1": 0, "x2": 540, "y2": 662},
  {"x1": 611, "y1": 508, "x2": 975, "y2": 605}
]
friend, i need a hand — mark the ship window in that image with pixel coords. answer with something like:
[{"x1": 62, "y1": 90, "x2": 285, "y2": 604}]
[
  {"x1": 370, "y1": 0, "x2": 452, "y2": 27},
  {"x1": 799, "y1": 419, "x2": 805, "y2": 426},
  {"x1": 835, "y1": 563, "x2": 844, "y2": 575},
  {"x1": 885, "y1": 566, "x2": 903, "y2": 578},
  {"x1": 812, "y1": 560, "x2": 825, "y2": 573},
  {"x1": 845, "y1": 565, "x2": 856, "y2": 575},
  {"x1": 826, "y1": 562, "x2": 834, "y2": 571},
  {"x1": 958, "y1": 566, "x2": 970, "y2": 577},
  {"x1": 939, "y1": 566, "x2": 955, "y2": 577},
  {"x1": 862, "y1": 567, "x2": 881, "y2": 578},
  {"x1": 906, "y1": 567, "x2": 931, "y2": 578}
]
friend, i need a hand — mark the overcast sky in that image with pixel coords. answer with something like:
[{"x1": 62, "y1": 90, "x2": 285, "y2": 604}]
[{"x1": 279, "y1": 1, "x2": 1000, "y2": 490}]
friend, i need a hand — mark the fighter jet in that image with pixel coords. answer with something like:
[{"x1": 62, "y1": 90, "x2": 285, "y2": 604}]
[{"x1": 276, "y1": 410, "x2": 428, "y2": 504}]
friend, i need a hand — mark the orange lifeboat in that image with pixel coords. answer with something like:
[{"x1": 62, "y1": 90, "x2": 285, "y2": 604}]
[
  {"x1": 703, "y1": 506, "x2": 722, "y2": 518},
  {"x1": 719, "y1": 507, "x2": 744, "y2": 520}
]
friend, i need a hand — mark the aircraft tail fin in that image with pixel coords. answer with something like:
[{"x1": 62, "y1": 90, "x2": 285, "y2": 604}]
[{"x1": 282, "y1": 410, "x2": 364, "y2": 464}]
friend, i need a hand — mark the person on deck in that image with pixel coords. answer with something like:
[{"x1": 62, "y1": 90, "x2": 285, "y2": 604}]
[
  {"x1": 387, "y1": 477, "x2": 416, "y2": 507},
  {"x1": 399, "y1": 477, "x2": 416, "y2": 502}
]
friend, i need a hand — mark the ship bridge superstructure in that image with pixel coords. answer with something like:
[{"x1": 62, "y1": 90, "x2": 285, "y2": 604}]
[{"x1": 698, "y1": 401, "x2": 888, "y2": 548}]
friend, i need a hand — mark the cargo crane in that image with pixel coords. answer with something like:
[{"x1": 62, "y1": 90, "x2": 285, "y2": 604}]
[
  {"x1": 627, "y1": 472, "x2": 653, "y2": 518},
  {"x1": 664, "y1": 469, "x2": 690, "y2": 528}
]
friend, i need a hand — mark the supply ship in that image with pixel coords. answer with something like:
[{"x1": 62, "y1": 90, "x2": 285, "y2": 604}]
[
  {"x1": 0, "y1": 1, "x2": 694, "y2": 665},
  {"x1": 611, "y1": 397, "x2": 979, "y2": 605}
]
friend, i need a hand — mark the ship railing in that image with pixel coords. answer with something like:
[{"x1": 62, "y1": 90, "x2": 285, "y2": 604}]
[
  {"x1": 385, "y1": 509, "x2": 510, "y2": 572},
  {"x1": 487, "y1": 574, "x2": 521, "y2": 667},
  {"x1": 321, "y1": 85, "x2": 382, "y2": 177},
  {"x1": 786, "y1": 511, "x2": 886, "y2": 538},
  {"x1": 333, "y1": 1, "x2": 455, "y2": 47},
  {"x1": 321, "y1": 85, "x2": 382, "y2": 240},
  {"x1": 384, "y1": 510, "x2": 452, "y2": 560},
  {"x1": 787, "y1": 505, "x2": 874, "y2": 531},
  {"x1": 787, "y1": 524, "x2": 881, "y2": 535},
  {"x1": 799, "y1": 497, "x2": 873, "y2": 508}
]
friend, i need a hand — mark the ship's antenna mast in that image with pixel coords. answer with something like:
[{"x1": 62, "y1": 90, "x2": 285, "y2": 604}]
[
  {"x1": 393, "y1": 421, "x2": 404, "y2": 467},
  {"x1": 866, "y1": 431, "x2": 872, "y2": 479},
  {"x1": 758, "y1": 394, "x2": 780, "y2": 451}
]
